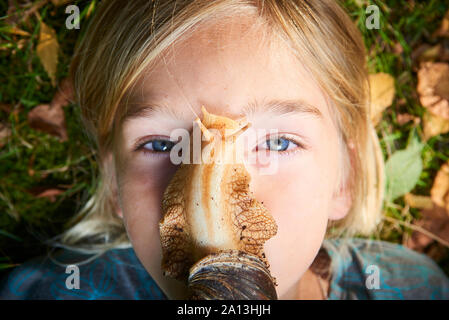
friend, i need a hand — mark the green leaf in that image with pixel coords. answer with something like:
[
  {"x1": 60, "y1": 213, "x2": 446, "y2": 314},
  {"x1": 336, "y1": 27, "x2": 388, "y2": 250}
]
[{"x1": 385, "y1": 140, "x2": 424, "y2": 202}]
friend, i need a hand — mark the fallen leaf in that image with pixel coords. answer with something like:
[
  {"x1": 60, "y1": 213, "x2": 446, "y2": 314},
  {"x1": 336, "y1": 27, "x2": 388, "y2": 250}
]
[
  {"x1": 26, "y1": 78, "x2": 73, "y2": 140},
  {"x1": 36, "y1": 22, "x2": 59, "y2": 87},
  {"x1": 35, "y1": 188, "x2": 64, "y2": 202},
  {"x1": 27, "y1": 186, "x2": 65, "y2": 203},
  {"x1": 417, "y1": 62, "x2": 449, "y2": 120},
  {"x1": 434, "y1": 9, "x2": 449, "y2": 38},
  {"x1": 404, "y1": 205, "x2": 449, "y2": 252},
  {"x1": 404, "y1": 193, "x2": 434, "y2": 210},
  {"x1": 397, "y1": 113, "x2": 418, "y2": 126},
  {"x1": 369, "y1": 73, "x2": 396, "y2": 125},
  {"x1": 51, "y1": 77, "x2": 74, "y2": 108},
  {"x1": 431, "y1": 160, "x2": 449, "y2": 213},
  {"x1": 423, "y1": 110, "x2": 449, "y2": 140},
  {"x1": 0, "y1": 123, "x2": 12, "y2": 148},
  {"x1": 411, "y1": 44, "x2": 442, "y2": 64},
  {"x1": 27, "y1": 103, "x2": 67, "y2": 141}
]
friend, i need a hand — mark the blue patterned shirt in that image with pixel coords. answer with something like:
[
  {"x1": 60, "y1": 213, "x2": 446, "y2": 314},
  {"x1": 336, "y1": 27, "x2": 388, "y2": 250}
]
[{"x1": 1, "y1": 238, "x2": 448, "y2": 299}]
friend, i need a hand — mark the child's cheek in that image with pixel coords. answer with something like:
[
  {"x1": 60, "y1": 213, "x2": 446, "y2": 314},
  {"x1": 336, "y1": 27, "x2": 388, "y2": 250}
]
[
  {"x1": 247, "y1": 144, "x2": 337, "y2": 294},
  {"x1": 113, "y1": 159, "x2": 185, "y2": 296},
  {"x1": 114, "y1": 156, "x2": 179, "y2": 254},
  {"x1": 248, "y1": 148, "x2": 335, "y2": 221}
]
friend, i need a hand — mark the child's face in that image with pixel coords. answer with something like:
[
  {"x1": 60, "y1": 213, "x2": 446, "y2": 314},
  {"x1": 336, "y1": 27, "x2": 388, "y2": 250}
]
[{"x1": 112, "y1": 17, "x2": 351, "y2": 299}]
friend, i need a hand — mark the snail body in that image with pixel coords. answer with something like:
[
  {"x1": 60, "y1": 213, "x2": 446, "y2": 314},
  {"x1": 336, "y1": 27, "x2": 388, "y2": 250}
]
[{"x1": 159, "y1": 106, "x2": 278, "y2": 299}]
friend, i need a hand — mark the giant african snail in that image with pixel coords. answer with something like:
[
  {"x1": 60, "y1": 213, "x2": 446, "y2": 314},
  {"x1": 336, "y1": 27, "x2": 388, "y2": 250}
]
[{"x1": 159, "y1": 106, "x2": 278, "y2": 300}]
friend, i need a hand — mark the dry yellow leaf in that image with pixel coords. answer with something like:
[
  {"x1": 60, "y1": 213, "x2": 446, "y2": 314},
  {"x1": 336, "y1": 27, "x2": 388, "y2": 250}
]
[
  {"x1": 430, "y1": 160, "x2": 449, "y2": 214},
  {"x1": 435, "y1": 10, "x2": 449, "y2": 38},
  {"x1": 369, "y1": 73, "x2": 396, "y2": 125},
  {"x1": 423, "y1": 110, "x2": 449, "y2": 140},
  {"x1": 417, "y1": 62, "x2": 449, "y2": 120},
  {"x1": 36, "y1": 22, "x2": 59, "y2": 87}
]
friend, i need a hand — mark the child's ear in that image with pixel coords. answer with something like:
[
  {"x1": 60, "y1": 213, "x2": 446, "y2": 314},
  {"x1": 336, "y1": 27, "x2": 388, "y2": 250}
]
[
  {"x1": 112, "y1": 183, "x2": 124, "y2": 219},
  {"x1": 104, "y1": 152, "x2": 124, "y2": 219},
  {"x1": 329, "y1": 140, "x2": 355, "y2": 221},
  {"x1": 329, "y1": 184, "x2": 352, "y2": 221}
]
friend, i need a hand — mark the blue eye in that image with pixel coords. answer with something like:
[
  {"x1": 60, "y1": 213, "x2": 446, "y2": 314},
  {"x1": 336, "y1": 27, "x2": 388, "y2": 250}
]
[
  {"x1": 137, "y1": 134, "x2": 304, "y2": 158},
  {"x1": 143, "y1": 139, "x2": 175, "y2": 152},
  {"x1": 266, "y1": 137, "x2": 291, "y2": 151},
  {"x1": 256, "y1": 135, "x2": 304, "y2": 154}
]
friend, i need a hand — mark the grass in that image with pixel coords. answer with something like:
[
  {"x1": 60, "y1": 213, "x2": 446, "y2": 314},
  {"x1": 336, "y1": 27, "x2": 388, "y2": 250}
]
[
  {"x1": 0, "y1": 0, "x2": 96, "y2": 279},
  {"x1": 344, "y1": 0, "x2": 449, "y2": 274},
  {"x1": 1, "y1": 0, "x2": 449, "y2": 281}
]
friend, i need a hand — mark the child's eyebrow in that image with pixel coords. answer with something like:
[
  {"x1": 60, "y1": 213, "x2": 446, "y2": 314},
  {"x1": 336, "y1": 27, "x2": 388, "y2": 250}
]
[
  {"x1": 122, "y1": 98, "x2": 322, "y2": 122},
  {"x1": 242, "y1": 99, "x2": 322, "y2": 119}
]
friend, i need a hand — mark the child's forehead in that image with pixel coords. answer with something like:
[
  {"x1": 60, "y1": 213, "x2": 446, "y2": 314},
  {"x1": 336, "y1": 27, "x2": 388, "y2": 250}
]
[
  {"x1": 178, "y1": 14, "x2": 273, "y2": 48},
  {"x1": 124, "y1": 16, "x2": 331, "y2": 124},
  {"x1": 146, "y1": 15, "x2": 292, "y2": 74}
]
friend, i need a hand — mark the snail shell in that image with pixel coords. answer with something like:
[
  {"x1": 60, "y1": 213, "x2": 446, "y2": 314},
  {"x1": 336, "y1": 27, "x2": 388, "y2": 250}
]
[{"x1": 188, "y1": 250, "x2": 278, "y2": 300}]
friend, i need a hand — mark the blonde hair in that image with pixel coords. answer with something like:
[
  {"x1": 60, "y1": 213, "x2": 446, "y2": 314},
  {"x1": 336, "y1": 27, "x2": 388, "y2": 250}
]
[{"x1": 62, "y1": 0, "x2": 384, "y2": 254}]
